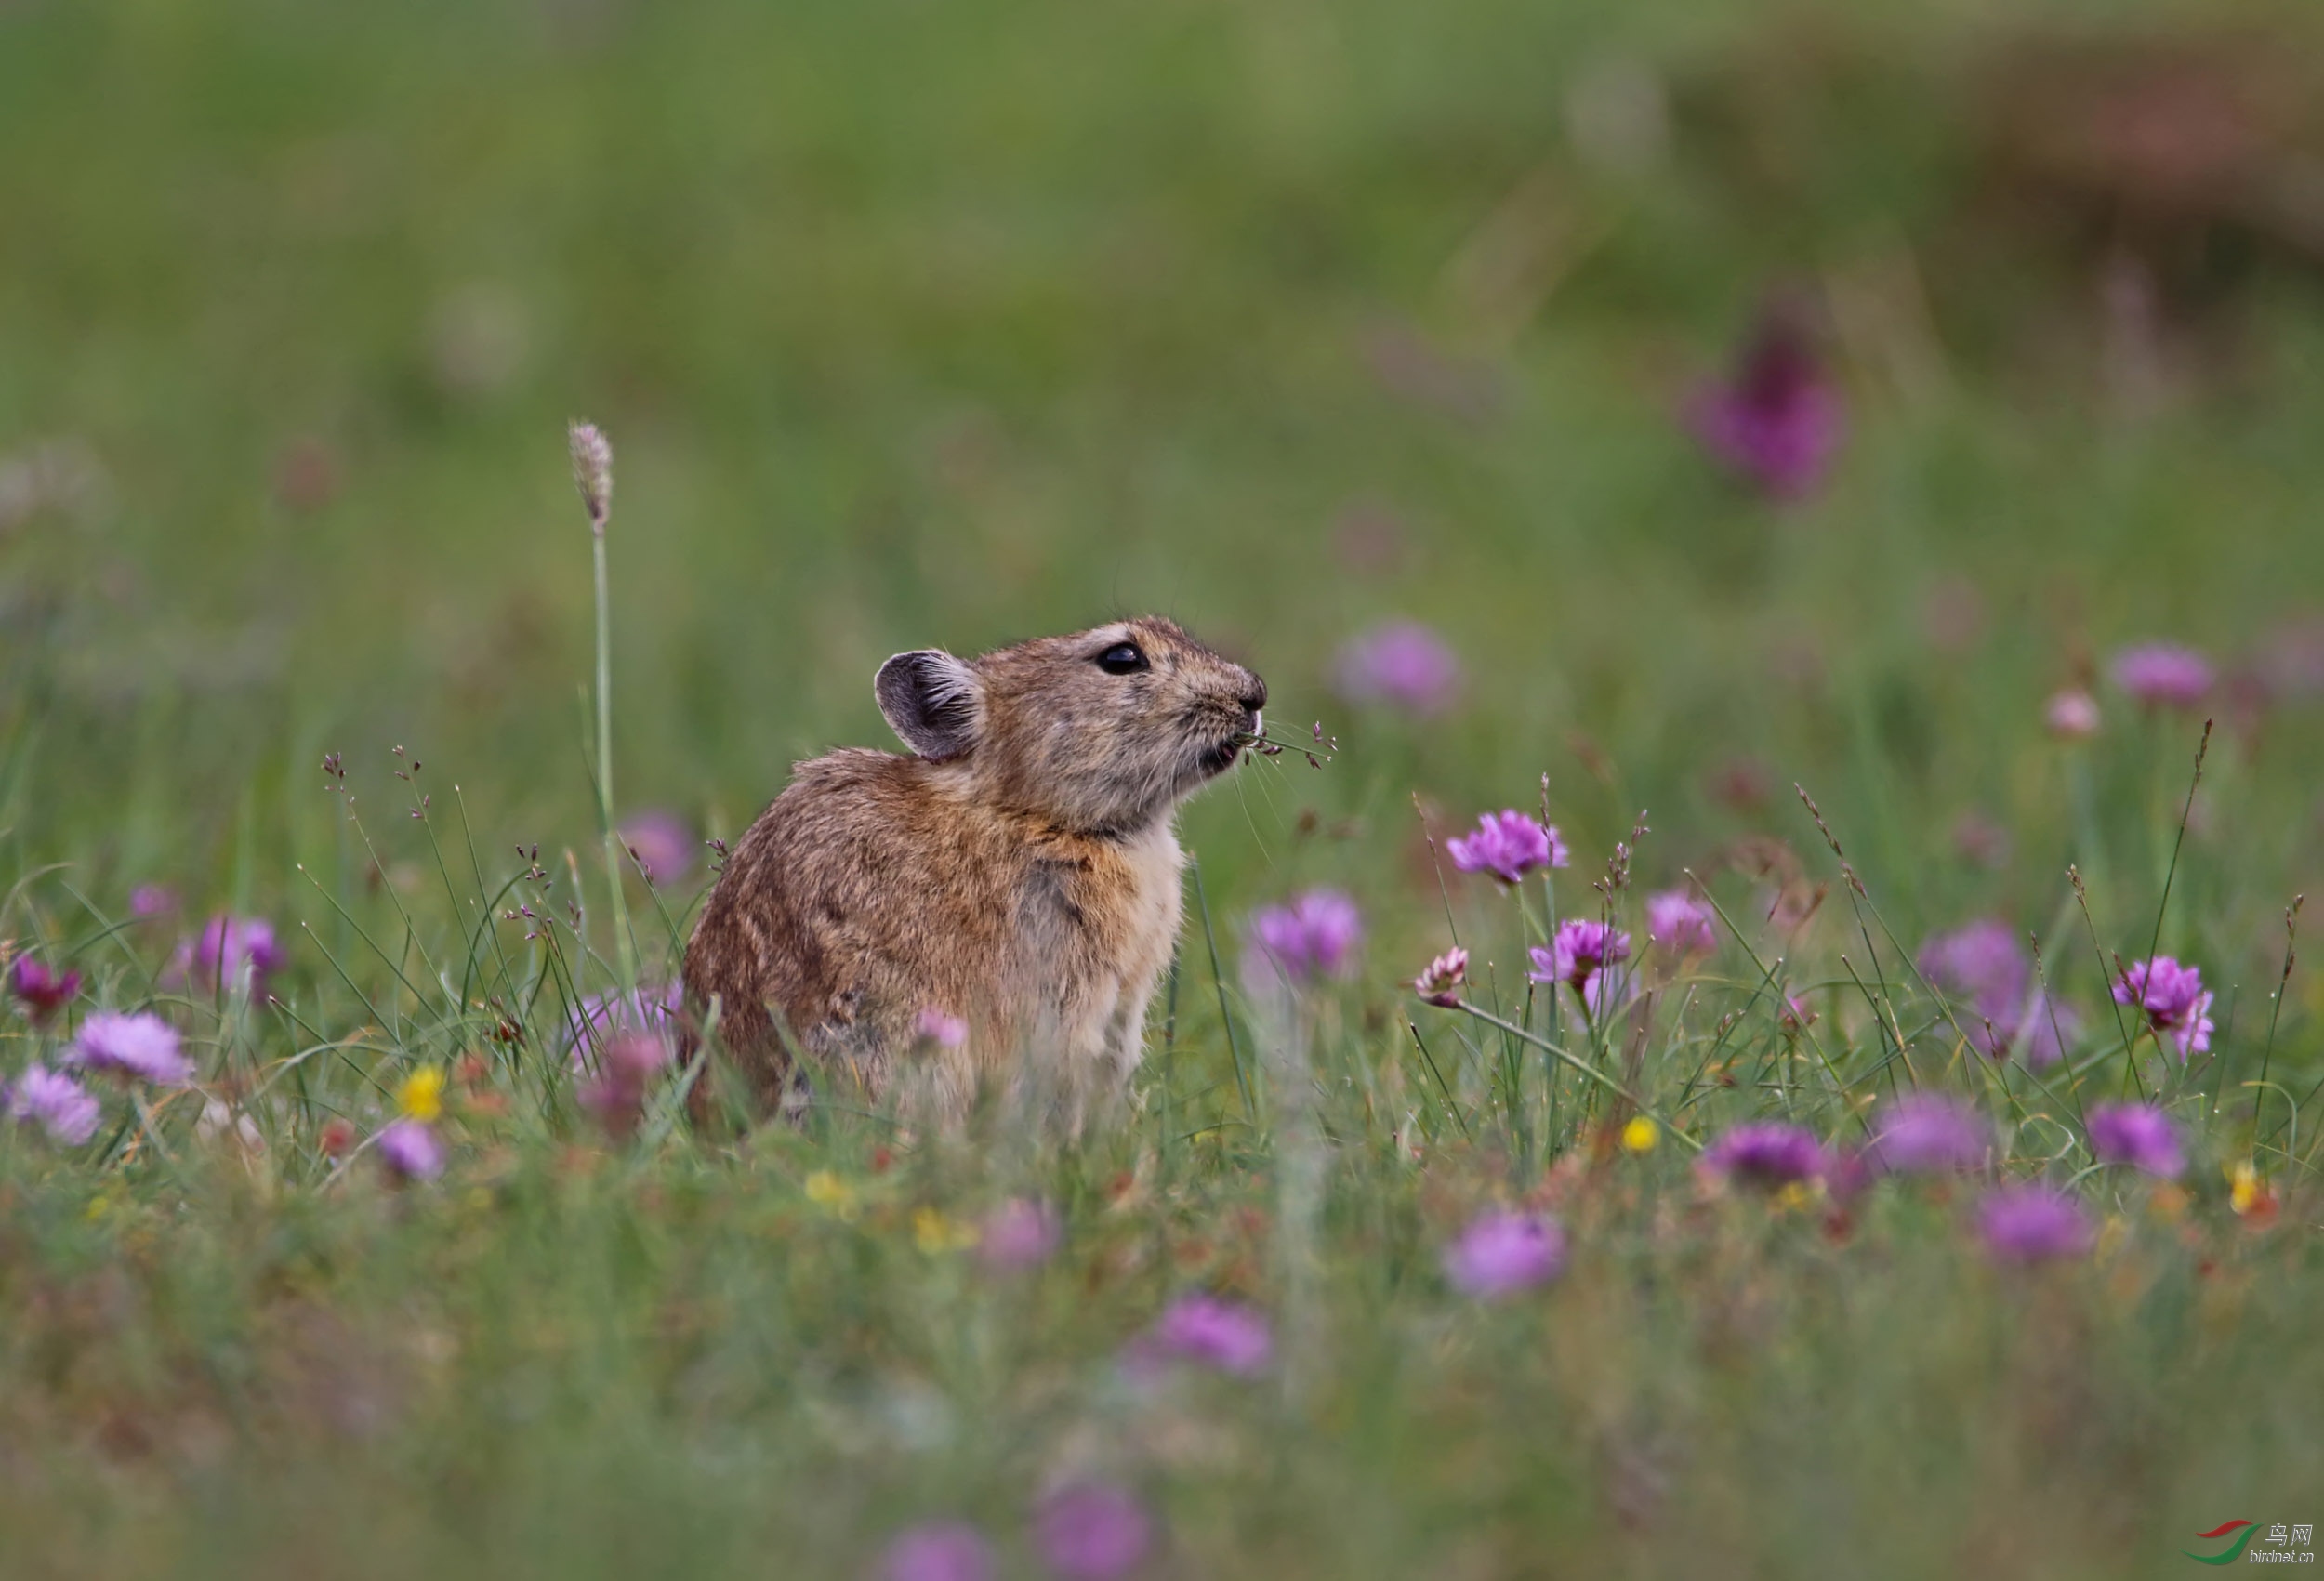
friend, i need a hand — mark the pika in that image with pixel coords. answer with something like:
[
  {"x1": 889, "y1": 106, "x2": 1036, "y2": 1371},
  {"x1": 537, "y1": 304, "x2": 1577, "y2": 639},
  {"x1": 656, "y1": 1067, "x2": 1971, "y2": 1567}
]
[{"x1": 683, "y1": 616, "x2": 1266, "y2": 1114}]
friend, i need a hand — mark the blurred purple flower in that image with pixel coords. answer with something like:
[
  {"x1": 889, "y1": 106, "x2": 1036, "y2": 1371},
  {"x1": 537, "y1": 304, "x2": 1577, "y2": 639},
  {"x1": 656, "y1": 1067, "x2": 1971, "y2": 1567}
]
[
  {"x1": 2086, "y1": 1101, "x2": 2184, "y2": 1178},
  {"x1": 576, "y1": 1032, "x2": 675, "y2": 1137},
  {"x1": 1242, "y1": 889, "x2": 1362, "y2": 995},
  {"x1": 1413, "y1": 946, "x2": 1468, "y2": 1008},
  {"x1": 2045, "y1": 689, "x2": 2101, "y2": 739},
  {"x1": 1918, "y1": 920, "x2": 2029, "y2": 1028},
  {"x1": 1868, "y1": 1094, "x2": 1987, "y2": 1175},
  {"x1": 618, "y1": 809, "x2": 697, "y2": 886},
  {"x1": 1442, "y1": 1209, "x2": 1567, "y2": 1299},
  {"x1": 2009, "y1": 995, "x2": 2081, "y2": 1069},
  {"x1": 1644, "y1": 889, "x2": 1717, "y2": 956},
  {"x1": 2111, "y1": 642, "x2": 2212, "y2": 710},
  {"x1": 1331, "y1": 621, "x2": 1461, "y2": 716},
  {"x1": 10, "y1": 956, "x2": 82, "y2": 1022},
  {"x1": 7, "y1": 1063, "x2": 100, "y2": 1146},
  {"x1": 1689, "y1": 304, "x2": 1843, "y2": 500},
  {"x1": 1978, "y1": 1185, "x2": 2093, "y2": 1264},
  {"x1": 565, "y1": 981, "x2": 685, "y2": 1063},
  {"x1": 176, "y1": 915, "x2": 289, "y2": 997},
  {"x1": 1133, "y1": 1294, "x2": 1273, "y2": 1376},
  {"x1": 1700, "y1": 1121, "x2": 1826, "y2": 1187},
  {"x1": 977, "y1": 1197, "x2": 1062, "y2": 1271},
  {"x1": 128, "y1": 884, "x2": 178, "y2": 920},
  {"x1": 1033, "y1": 1482, "x2": 1152, "y2": 1580},
  {"x1": 1446, "y1": 810, "x2": 1566, "y2": 885},
  {"x1": 71, "y1": 1010, "x2": 191, "y2": 1086},
  {"x1": 881, "y1": 1522, "x2": 997, "y2": 1581},
  {"x1": 2112, "y1": 955, "x2": 2213, "y2": 1059},
  {"x1": 376, "y1": 1118, "x2": 444, "y2": 1181}
]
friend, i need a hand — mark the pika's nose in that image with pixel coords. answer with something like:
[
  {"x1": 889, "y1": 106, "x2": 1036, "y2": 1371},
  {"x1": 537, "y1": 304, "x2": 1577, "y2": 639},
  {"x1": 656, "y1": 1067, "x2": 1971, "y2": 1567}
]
[{"x1": 1239, "y1": 674, "x2": 1268, "y2": 714}]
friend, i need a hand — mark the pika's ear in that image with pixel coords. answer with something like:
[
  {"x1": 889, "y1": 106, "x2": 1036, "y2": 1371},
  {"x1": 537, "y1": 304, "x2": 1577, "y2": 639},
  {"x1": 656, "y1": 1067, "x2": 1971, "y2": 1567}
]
[{"x1": 875, "y1": 650, "x2": 984, "y2": 760}]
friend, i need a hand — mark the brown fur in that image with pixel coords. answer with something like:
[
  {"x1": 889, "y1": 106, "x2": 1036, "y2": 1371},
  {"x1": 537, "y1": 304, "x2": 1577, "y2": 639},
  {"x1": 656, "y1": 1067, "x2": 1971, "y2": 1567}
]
[{"x1": 683, "y1": 616, "x2": 1265, "y2": 1114}]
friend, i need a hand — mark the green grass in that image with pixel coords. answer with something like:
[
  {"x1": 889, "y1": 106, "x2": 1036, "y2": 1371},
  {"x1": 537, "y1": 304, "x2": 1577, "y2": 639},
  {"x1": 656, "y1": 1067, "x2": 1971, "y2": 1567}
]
[{"x1": 5, "y1": 0, "x2": 2324, "y2": 1574}]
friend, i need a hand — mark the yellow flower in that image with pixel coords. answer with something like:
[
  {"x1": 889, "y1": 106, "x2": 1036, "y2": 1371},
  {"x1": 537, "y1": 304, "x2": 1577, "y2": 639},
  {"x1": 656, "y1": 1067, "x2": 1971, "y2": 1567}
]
[
  {"x1": 804, "y1": 1169, "x2": 858, "y2": 1219},
  {"x1": 912, "y1": 1206, "x2": 979, "y2": 1254},
  {"x1": 2230, "y1": 1160, "x2": 2264, "y2": 1216},
  {"x1": 1620, "y1": 1116, "x2": 1658, "y2": 1154},
  {"x1": 398, "y1": 1066, "x2": 446, "y2": 1123},
  {"x1": 1774, "y1": 1179, "x2": 1817, "y2": 1212}
]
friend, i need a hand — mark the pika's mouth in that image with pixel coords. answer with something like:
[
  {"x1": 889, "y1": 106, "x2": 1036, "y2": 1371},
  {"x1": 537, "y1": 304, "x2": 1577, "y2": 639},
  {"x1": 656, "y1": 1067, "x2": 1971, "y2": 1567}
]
[{"x1": 1195, "y1": 734, "x2": 1246, "y2": 779}]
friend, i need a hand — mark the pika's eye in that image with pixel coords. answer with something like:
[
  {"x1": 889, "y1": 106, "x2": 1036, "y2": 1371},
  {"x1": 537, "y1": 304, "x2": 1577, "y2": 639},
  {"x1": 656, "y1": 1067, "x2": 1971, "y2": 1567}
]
[{"x1": 1095, "y1": 643, "x2": 1148, "y2": 676}]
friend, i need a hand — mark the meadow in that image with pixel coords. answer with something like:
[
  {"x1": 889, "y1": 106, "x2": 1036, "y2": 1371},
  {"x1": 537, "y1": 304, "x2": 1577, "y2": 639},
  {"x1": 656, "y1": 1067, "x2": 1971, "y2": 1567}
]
[{"x1": 5, "y1": 0, "x2": 2324, "y2": 1575}]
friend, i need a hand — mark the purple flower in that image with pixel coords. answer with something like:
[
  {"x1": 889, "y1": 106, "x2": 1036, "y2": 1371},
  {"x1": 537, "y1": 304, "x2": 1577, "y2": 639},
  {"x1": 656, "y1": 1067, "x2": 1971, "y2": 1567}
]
[
  {"x1": 1413, "y1": 946, "x2": 1468, "y2": 1008},
  {"x1": 881, "y1": 1522, "x2": 997, "y2": 1581},
  {"x1": 1242, "y1": 889, "x2": 1362, "y2": 994},
  {"x1": 916, "y1": 1007, "x2": 970, "y2": 1049},
  {"x1": 7, "y1": 1063, "x2": 100, "y2": 1146},
  {"x1": 1868, "y1": 1094, "x2": 1988, "y2": 1174},
  {"x1": 618, "y1": 809, "x2": 697, "y2": 886},
  {"x1": 1331, "y1": 621, "x2": 1461, "y2": 716},
  {"x1": 128, "y1": 884, "x2": 178, "y2": 920},
  {"x1": 1135, "y1": 1294, "x2": 1273, "y2": 1376},
  {"x1": 976, "y1": 1197, "x2": 1062, "y2": 1271},
  {"x1": 1442, "y1": 1210, "x2": 1567, "y2": 1298},
  {"x1": 1977, "y1": 1185, "x2": 2093, "y2": 1264},
  {"x1": 9, "y1": 956, "x2": 82, "y2": 1022},
  {"x1": 2009, "y1": 995, "x2": 2081, "y2": 1069},
  {"x1": 1644, "y1": 889, "x2": 1718, "y2": 956},
  {"x1": 1700, "y1": 1122, "x2": 1826, "y2": 1187},
  {"x1": 70, "y1": 1010, "x2": 191, "y2": 1085},
  {"x1": 1446, "y1": 810, "x2": 1567, "y2": 885},
  {"x1": 1033, "y1": 1482, "x2": 1152, "y2": 1580},
  {"x1": 176, "y1": 915, "x2": 289, "y2": 997},
  {"x1": 2111, "y1": 642, "x2": 2213, "y2": 710},
  {"x1": 1919, "y1": 920, "x2": 2029, "y2": 1029},
  {"x1": 576, "y1": 1033, "x2": 675, "y2": 1136},
  {"x1": 1689, "y1": 303, "x2": 1843, "y2": 500},
  {"x1": 376, "y1": 1118, "x2": 443, "y2": 1181},
  {"x1": 1526, "y1": 920, "x2": 1631, "y2": 1008},
  {"x1": 2086, "y1": 1101, "x2": 2184, "y2": 1178},
  {"x1": 2112, "y1": 956, "x2": 2213, "y2": 1058}
]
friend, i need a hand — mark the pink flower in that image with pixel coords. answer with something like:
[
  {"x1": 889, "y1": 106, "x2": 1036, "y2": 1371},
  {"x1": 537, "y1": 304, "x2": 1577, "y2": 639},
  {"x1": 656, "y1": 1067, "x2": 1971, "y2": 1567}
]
[
  {"x1": 1033, "y1": 1482, "x2": 1152, "y2": 1580},
  {"x1": 2110, "y1": 642, "x2": 2213, "y2": 710},
  {"x1": 2112, "y1": 956, "x2": 2213, "y2": 1058},
  {"x1": 1978, "y1": 1185, "x2": 2093, "y2": 1264},
  {"x1": 128, "y1": 884, "x2": 178, "y2": 920},
  {"x1": 376, "y1": 1118, "x2": 443, "y2": 1181},
  {"x1": 1644, "y1": 889, "x2": 1717, "y2": 956},
  {"x1": 1443, "y1": 1210, "x2": 1566, "y2": 1298},
  {"x1": 1700, "y1": 1121, "x2": 1826, "y2": 1186},
  {"x1": 617, "y1": 809, "x2": 698, "y2": 886},
  {"x1": 1918, "y1": 920, "x2": 2029, "y2": 1029},
  {"x1": 2086, "y1": 1101, "x2": 2184, "y2": 1178},
  {"x1": 916, "y1": 1007, "x2": 970, "y2": 1049},
  {"x1": 576, "y1": 1033, "x2": 675, "y2": 1136},
  {"x1": 9, "y1": 956, "x2": 82, "y2": 1022},
  {"x1": 70, "y1": 1010, "x2": 191, "y2": 1085},
  {"x1": 1132, "y1": 1294, "x2": 1273, "y2": 1376},
  {"x1": 976, "y1": 1198, "x2": 1062, "y2": 1271},
  {"x1": 1242, "y1": 889, "x2": 1362, "y2": 994},
  {"x1": 565, "y1": 982, "x2": 684, "y2": 1063},
  {"x1": 881, "y1": 1522, "x2": 996, "y2": 1581},
  {"x1": 2045, "y1": 689, "x2": 2101, "y2": 739},
  {"x1": 1689, "y1": 301, "x2": 1843, "y2": 500},
  {"x1": 1331, "y1": 621, "x2": 1461, "y2": 716},
  {"x1": 1446, "y1": 810, "x2": 1567, "y2": 885},
  {"x1": 1413, "y1": 946, "x2": 1468, "y2": 1008},
  {"x1": 7, "y1": 1063, "x2": 100, "y2": 1145}
]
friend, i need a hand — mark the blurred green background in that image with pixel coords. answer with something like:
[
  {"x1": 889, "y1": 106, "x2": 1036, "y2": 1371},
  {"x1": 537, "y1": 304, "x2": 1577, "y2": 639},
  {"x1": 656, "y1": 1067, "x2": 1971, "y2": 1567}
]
[{"x1": 4, "y1": 0, "x2": 2323, "y2": 952}]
